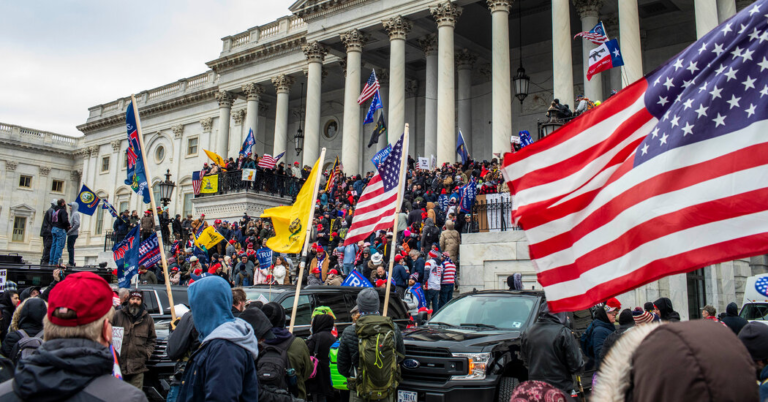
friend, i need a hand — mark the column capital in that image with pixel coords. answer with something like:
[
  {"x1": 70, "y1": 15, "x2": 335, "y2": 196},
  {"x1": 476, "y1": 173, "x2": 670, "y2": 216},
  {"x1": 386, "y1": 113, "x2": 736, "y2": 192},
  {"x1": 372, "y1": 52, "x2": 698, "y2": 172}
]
[
  {"x1": 215, "y1": 90, "x2": 234, "y2": 108},
  {"x1": 272, "y1": 74, "x2": 295, "y2": 94},
  {"x1": 418, "y1": 33, "x2": 438, "y2": 56},
  {"x1": 339, "y1": 59, "x2": 347, "y2": 77},
  {"x1": 111, "y1": 140, "x2": 122, "y2": 152},
  {"x1": 572, "y1": 0, "x2": 603, "y2": 18},
  {"x1": 232, "y1": 109, "x2": 246, "y2": 125},
  {"x1": 383, "y1": 15, "x2": 412, "y2": 41},
  {"x1": 200, "y1": 117, "x2": 214, "y2": 133},
  {"x1": 405, "y1": 80, "x2": 419, "y2": 98},
  {"x1": 479, "y1": 63, "x2": 492, "y2": 81},
  {"x1": 39, "y1": 166, "x2": 50, "y2": 177},
  {"x1": 5, "y1": 161, "x2": 17, "y2": 172},
  {"x1": 340, "y1": 29, "x2": 369, "y2": 53},
  {"x1": 171, "y1": 124, "x2": 184, "y2": 139},
  {"x1": 302, "y1": 41, "x2": 327, "y2": 63},
  {"x1": 602, "y1": 13, "x2": 619, "y2": 38},
  {"x1": 378, "y1": 69, "x2": 389, "y2": 86},
  {"x1": 430, "y1": 1, "x2": 462, "y2": 28},
  {"x1": 89, "y1": 145, "x2": 99, "y2": 157},
  {"x1": 487, "y1": 0, "x2": 513, "y2": 13},
  {"x1": 71, "y1": 169, "x2": 82, "y2": 181},
  {"x1": 242, "y1": 83, "x2": 265, "y2": 101},
  {"x1": 456, "y1": 48, "x2": 477, "y2": 70}
]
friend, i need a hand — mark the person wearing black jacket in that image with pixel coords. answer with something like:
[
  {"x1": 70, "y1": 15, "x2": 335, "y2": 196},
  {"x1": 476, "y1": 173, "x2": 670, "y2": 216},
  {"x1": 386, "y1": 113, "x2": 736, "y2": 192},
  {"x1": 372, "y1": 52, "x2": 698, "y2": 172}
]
[
  {"x1": 653, "y1": 297, "x2": 681, "y2": 322},
  {"x1": 721, "y1": 301, "x2": 748, "y2": 335},
  {"x1": 49, "y1": 199, "x2": 70, "y2": 266},
  {"x1": 306, "y1": 314, "x2": 336, "y2": 402},
  {"x1": 520, "y1": 303, "x2": 584, "y2": 394},
  {"x1": 0, "y1": 291, "x2": 19, "y2": 341},
  {"x1": 172, "y1": 215, "x2": 183, "y2": 239},
  {"x1": 166, "y1": 312, "x2": 200, "y2": 402},
  {"x1": 40, "y1": 199, "x2": 57, "y2": 265},
  {"x1": 2, "y1": 297, "x2": 45, "y2": 362}
]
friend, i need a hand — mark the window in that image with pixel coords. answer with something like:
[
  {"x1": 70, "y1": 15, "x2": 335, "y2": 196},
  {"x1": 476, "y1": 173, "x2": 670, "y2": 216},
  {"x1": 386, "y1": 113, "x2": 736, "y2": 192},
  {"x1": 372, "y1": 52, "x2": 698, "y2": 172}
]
[
  {"x1": 101, "y1": 156, "x2": 110, "y2": 173},
  {"x1": 183, "y1": 193, "x2": 193, "y2": 217},
  {"x1": 153, "y1": 183, "x2": 161, "y2": 205},
  {"x1": 95, "y1": 206, "x2": 105, "y2": 235},
  {"x1": 187, "y1": 138, "x2": 198, "y2": 156},
  {"x1": 12, "y1": 217, "x2": 26, "y2": 242},
  {"x1": 18, "y1": 175, "x2": 32, "y2": 188},
  {"x1": 51, "y1": 180, "x2": 64, "y2": 193},
  {"x1": 687, "y1": 269, "x2": 706, "y2": 320},
  {"x1": 119, "y1": 201, "x2": 129, "y2": 215},
  {"x1": 281, "y1": 295, "x2": 314, "y2": 326},
  {"x1": 155, "y1": 146, "x2": 165, "y2": 163}
]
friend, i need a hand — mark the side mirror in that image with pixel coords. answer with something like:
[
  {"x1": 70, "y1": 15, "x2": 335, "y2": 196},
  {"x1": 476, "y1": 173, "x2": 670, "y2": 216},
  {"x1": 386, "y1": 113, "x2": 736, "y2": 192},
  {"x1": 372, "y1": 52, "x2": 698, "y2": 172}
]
[{"x1": 416, "y1": 311, "x2": 429, "y2": 326}]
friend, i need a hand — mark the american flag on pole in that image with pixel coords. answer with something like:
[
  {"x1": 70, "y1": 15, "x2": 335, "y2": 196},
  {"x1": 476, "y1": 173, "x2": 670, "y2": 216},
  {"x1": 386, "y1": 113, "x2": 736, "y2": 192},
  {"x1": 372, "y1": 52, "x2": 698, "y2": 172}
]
[
  {"x1": 503, "y1": 2, "x2": 768, "y2": 313},
  {"x1": 192, "y1": 170, "x2": 203, "y2": 195},
  {"x1": 325, "y1": 156, "x2": 340, "y2": 193},
  {"x1": 573, "y1": 21, "x2": 609, "y2": 45},
  {"x1": 358, "y1": 69, "x2": 380, "y2": 105},
  {"x1": 344, "y1": 132, "x2": 407, "y2": 246},
  {"x1": 259, "y1": 152, "x2": 285, "y2": 169}
]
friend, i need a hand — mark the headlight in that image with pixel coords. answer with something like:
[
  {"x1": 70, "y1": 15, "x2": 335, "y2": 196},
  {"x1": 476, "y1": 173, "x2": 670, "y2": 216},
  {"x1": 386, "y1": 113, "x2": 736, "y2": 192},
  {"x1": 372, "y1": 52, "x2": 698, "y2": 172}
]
[{"x1": 451, "y1": 352, "x2": 490, "y2": 380}]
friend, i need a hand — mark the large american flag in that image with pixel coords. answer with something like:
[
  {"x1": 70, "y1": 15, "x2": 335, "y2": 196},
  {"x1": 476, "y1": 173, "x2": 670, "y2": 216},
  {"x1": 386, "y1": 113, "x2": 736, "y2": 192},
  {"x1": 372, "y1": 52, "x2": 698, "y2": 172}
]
[
  {"x1": 259, "y1": 152, "x2": 285, "y2": 169},
  {"x1": 344, "y1": 133, "x2": 407, "y2": 246},
  {"x1": 503, "y1": 2, "x2": 768, "y2": 313},
  {"x1": 358, "y1": 70, "x2": 380, "y2": 105},
  {"x1": 192, "y1": 170, "x2": 203, "y2": 195}
]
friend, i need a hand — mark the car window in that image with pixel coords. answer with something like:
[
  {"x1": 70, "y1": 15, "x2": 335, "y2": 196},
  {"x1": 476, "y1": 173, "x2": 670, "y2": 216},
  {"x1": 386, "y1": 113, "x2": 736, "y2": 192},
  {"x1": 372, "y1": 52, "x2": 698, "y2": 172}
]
[
  {"x1": 429, "y1": 295, "x2": 536, "y2": 329},
  {"x1": 740, "y1": 304, "x2": 768, "y2": 321},
  {"x1": 142, "y1": 291, "x2": 160, "y2": 314},
  {"x1": 282, "y1": 295, "x2": 313, "y2": 326},
  {"x1": 243, "y1": 289, "x2": 284, "y2": 303},
  {"x1": 315, "y1": 293, "x2": 351, "y2": 323}
]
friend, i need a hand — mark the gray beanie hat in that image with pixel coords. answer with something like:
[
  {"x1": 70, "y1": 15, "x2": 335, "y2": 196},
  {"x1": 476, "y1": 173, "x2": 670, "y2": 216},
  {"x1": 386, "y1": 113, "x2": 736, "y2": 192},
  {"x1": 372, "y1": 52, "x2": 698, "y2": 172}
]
[{"x1": 357, "y1": 288, "x2": 380, "y2": 315}]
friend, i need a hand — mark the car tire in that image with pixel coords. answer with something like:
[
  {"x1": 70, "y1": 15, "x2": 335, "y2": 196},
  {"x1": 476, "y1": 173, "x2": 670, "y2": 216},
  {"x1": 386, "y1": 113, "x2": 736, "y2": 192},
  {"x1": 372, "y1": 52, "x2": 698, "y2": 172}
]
[{"x1": 497, "y1": 376, "x2": 519, "y2": 402}]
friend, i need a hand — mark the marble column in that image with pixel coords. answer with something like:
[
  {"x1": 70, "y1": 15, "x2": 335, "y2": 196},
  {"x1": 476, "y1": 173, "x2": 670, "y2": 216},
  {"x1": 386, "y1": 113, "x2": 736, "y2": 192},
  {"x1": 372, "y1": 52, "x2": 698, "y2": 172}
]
[
  {"x1": 488, "y1": 0, "x2": 512, "y2": 159},
  {"x1": 215, "y1": 91, "x2": 234, "y2": 158},
  {"x1": 383, "y1": 16, "x2": 412, "y2": 144},
  {"x1": 695, "y1": 0, "x2": 719, "y2": 39},
  {"x1": 717, "y1": 0, "x2": 737, "y2": 23},
  {"x1": 272, "y1": 75, "x2": 294, "y2": 159},
  {"x1": 302, "y1": 41, "x2": 327, "y2": 166},
  {"x1": 456, "y1": 49, "x2": 475, "y2": 144},
  {"x1": 405, "y1": 80, "x2": 419, "y2": 155},
  {"x1": 377, "y1": 70, "x2": 390, "y2": 152},
  {"x1": 619, "y1": 0, "x2": 643, "y2": 85},
  {"x1": 340, "y1": 29, "x2": 368, "y2": 176},
  {"x1": 419, "y1": 34, "x2": 438, "y2": 161},
  {"x1": 552, "y1": 0, "x2": 575, "y2": 107},
  {"x1": 574, "y1": 0, "x2": 604, "y2": 101},
  {"x1": 242, "y1": 83, "x2": 264, "y2": 148},
  {"x1": 431, "y1": 1, "x2": 462, "y2": 165}
]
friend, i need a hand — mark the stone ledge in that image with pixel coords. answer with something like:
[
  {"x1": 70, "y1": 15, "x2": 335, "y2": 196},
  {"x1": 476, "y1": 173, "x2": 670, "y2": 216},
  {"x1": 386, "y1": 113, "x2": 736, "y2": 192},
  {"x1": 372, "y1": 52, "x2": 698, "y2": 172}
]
[{"x1": 192, "y1": 192, "x2": 293, "y2": 221}]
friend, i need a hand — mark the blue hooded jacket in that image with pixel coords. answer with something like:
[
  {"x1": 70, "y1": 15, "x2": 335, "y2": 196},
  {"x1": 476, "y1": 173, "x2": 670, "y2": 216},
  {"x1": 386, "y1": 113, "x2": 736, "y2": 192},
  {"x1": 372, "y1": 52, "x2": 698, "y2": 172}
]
[{"x1": 177, "y1": 276, "x2": 259, "y2": 402}]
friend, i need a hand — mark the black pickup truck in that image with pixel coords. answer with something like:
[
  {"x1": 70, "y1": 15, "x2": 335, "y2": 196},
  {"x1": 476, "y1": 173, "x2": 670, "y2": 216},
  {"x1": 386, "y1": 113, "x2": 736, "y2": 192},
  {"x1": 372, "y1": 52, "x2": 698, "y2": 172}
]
[{"x1": 397, "y1": 289, "x2": 593, "y2": 402}]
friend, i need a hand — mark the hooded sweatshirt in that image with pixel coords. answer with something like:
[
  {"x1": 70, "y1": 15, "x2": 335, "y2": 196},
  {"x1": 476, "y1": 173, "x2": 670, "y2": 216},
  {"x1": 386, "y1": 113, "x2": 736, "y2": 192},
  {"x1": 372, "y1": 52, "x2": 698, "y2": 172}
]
[
  {"x1": 1, "y1": 297, "x2": 46, "y2": 359},
  {"x1": 67, "y1": 202, "x2": 80, "y2": 236},
  {"x1": 40, "y1": 199, "x2": 57, "y2": 237},
  {"x1": 721, "y1": 301, "x2": 748, "y2": 335},
  {"x1": 653, "y1": 297, "x2": 681, "y2": 322}
]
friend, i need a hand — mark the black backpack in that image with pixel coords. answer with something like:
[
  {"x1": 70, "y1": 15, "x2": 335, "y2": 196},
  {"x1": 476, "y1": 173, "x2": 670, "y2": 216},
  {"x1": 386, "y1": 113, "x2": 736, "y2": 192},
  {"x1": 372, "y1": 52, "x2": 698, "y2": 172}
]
[
  {"x1": 257, "y1": 336, "x2": 298, "y2": 402},
  {"x1": 11, "y1": 329, "x2": 44, "y2": 364},
  {"x1": 424, "y1": 226, "x2": 440, "y2": 248}
]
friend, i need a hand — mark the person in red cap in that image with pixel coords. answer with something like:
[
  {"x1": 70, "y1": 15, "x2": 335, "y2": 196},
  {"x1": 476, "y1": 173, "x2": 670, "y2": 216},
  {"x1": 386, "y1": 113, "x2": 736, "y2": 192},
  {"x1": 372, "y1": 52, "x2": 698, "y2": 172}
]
[
  {"x1": 0, "y1": 272, "x2": 148, "y2": 401},
  {"x1": 308, "y1": 266, "x2": 324, "y2": 286},
  {"x1": 324, "y1": 268, "x2": 343, "y2": 286},
  {"x1": 140, "y1": 209, "x2": 154, "y2": 241},
  {"x1": 111, "y1": 289, "x2": 157, "y2": 389},
  {"x1": 392, "y1": 255, "x2": 410, "y2": 298}
]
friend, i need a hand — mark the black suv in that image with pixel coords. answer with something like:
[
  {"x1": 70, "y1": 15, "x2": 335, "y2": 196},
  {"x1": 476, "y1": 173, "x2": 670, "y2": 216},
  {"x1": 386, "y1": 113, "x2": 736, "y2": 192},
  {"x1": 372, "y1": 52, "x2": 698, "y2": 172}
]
[
  {"x1": 397, "y1": 289, "x2": 593, "y2": 402},
  {"x1": 142, "y1": 285, "x2": 409, "y2": 401}
]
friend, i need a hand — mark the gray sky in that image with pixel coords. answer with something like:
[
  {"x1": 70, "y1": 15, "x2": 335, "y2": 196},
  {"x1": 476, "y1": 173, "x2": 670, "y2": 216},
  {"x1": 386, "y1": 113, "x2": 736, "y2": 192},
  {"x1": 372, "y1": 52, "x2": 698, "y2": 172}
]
[{"x1": 0, "y1": 1, "x2": 293, "y2": 137}]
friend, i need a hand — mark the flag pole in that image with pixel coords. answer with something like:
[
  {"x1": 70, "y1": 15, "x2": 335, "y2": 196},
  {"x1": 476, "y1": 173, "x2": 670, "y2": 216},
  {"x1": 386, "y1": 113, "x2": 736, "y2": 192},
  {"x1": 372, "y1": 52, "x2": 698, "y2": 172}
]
[
  {"x1": 130, "y1": 94, "x2": 177, "y2": 328},
  {"x1": 289, "y1": 147, "x2": 327, "y2": 333},
  {"x1": 383, "y1": 124, "x2": 409, "y2": 316}
]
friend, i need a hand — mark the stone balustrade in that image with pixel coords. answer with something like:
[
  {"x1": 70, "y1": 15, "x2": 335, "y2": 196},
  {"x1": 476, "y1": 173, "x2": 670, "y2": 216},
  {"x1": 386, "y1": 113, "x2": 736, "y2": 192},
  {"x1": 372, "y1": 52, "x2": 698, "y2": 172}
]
[
  {"x1": 0, "y1": 122, "x2": 79, "y2": 148},
  {"x1": 221, "y1": 15, "x2": 306, "y2": 54}
]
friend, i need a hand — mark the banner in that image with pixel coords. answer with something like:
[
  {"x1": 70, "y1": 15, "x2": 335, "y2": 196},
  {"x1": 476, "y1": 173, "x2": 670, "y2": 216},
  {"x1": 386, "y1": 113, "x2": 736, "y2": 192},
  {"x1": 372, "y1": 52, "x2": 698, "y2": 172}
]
[
  {"x1": 242, "y1": 168, "x2": 256, "y2": 182},
  {"x1": 75, "y1": 184, "x2": 101, "y2": 216},
  {"x1": 371, "y1": 145, "x2": 392, "y2": 169},
  {"x1": 239, "y1": 128, "x2": 255, "y2": 157},
  {"x1": 257, "y1": 247, "x2": 273, "y2": 269},
  {"x1": 418, "y1": 157, "x2": 429, "y2": 170},
  {"x1": 195, "y1": 226, "x2": 225, "y2": 250},
  {"x1": 200, "y1": 174, "x2": 218, "y2": 193},
  {"x1": 203, "y1": 149, "x2": 227, "y2": 169},
  {"x1": 101, "y1": 198, "x2": 120, "y2": 220},
  {"x1": 113, "y1": 226, "x2": 140, "y2": 288},
  {"x1": 124, "y1": 102, "x2": 150, "y2": 204},
  {"x1": 341, "y1": 270, "x2": 373, "y2": 288},
  {"x1": 139, "y1": 232, "x2": 161, "y2": 268}
]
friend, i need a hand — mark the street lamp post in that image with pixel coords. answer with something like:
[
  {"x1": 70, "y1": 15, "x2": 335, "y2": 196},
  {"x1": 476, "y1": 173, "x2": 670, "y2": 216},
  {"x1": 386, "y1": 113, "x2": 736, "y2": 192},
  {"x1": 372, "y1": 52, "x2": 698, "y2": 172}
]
[{"x1": 158, "y1": 169, "x2": 176, "y2": 207}]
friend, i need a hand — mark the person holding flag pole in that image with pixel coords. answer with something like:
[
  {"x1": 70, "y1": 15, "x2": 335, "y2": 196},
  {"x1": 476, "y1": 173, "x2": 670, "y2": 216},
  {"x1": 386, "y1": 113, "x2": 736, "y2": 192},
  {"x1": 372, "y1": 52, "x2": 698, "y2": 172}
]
[
  {"x1": 126, "y1": 94, "x2": 177, "y2": 327},
  {"x1": 383, "y1": 124, "x2": 409, "y2": 316}
]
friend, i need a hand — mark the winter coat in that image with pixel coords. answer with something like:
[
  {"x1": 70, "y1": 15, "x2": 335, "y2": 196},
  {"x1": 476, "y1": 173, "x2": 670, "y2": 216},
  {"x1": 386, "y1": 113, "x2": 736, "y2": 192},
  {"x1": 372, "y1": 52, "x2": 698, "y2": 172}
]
[
  {"x1": 599, "y1": 322, "x2": 635, "y2": 362},
  {"x1": 110, "y1": 306, "x2": 157, "y2": 375},
  {"x1": 138, "y1": 270, "x2": 157, "y2": 285},
  {"x1": 412, "y1": 257, "x2": 425, "y2": 285},
  {"x1": 426, "y1": 202, "x2": 437, "y2": 223},
  {"x1": 324, "y1": 274, "x2": 343, "y2": 286},
  {"x1": 393, "y1": 264, "x2": 410, "y2": 287},
  {"x1": 586, "y1": 312, "x2": 615, "y2": 367},
  {"x1": 592, "y1": 320, "x2": 757, "y2": 402},
  {"x1": 264, "y1": 327, "x2": 312, "y2": 400},
  {"x1": 520, "y1": 304, "x2": 584, "y2": 393},
  {"x1": 67, "y1": 203, "x2": 81, "y2": 236},
  {"x1": 0, "y1": 338, "x2": 147, "y2": 402},
  {"x1": 653, "y1": 297, "x2": 681, "y2": 322},
  {"x1": 52, "y1": 206, "x2": 70, "y2": 231},
  {"x1": 40, "y1": 200, "x2": 56, "y2": 237},
  {"x1": 1, "y1": 298, "x2": 45, "y2": 359},
  {"x1": 308, "y1": 274, "x2": 324, "y2": 286},
  {"x1": 439, "y1": 225, "x2": 460, "y2": 262},
  {"x1": 140, "y1": 215, "x2": 154, "y2": 234},
  {"x1": 337, "y1": 315, "x2": 405, "y2": 379},
  {"x1": 0, "y1": 292, "x2": 18, "y2": 341},
  {"x1": 721, "y1": 302, "x2": 748, "y2": 335},
  {"x1": 421, "y1": 218, "x2": 441, "y2": 250},
  {"x1": 306, "y1": 315, "x2": 337, "y2": 397}
]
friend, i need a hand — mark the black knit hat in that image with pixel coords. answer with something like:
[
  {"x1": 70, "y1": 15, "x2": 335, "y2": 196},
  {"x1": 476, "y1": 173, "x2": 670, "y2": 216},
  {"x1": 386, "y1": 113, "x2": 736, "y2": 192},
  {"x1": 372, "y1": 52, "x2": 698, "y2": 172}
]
[
  {"x1": 618, "y1": 309, "x2": 635, "y2": 326},
  {"x1": 262, "y1": 302, "x2": 286, "y2": 328},
  {"x1": 738, "y1": 322, "x2": 768, "y2": 361}
]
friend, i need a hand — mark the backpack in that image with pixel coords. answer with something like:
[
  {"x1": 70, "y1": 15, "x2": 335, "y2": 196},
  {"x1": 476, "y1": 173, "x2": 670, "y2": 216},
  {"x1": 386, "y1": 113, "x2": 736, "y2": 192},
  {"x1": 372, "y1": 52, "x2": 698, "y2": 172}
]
[
  {"x1": 257, "y1": 336, "x2": 297, "y2": 402},
  {"x1": 11, "y1": 329, "x2": 44, "y2": 364},
  {"x1": 355, "y1": 315, "x2": 401, "y2": 401},
  {"x1": 434, "y1": 208, "x2": 446, "y2": 227},
  {"x1": 423, "y1": 226, "x2": 440, "y2": 248}
]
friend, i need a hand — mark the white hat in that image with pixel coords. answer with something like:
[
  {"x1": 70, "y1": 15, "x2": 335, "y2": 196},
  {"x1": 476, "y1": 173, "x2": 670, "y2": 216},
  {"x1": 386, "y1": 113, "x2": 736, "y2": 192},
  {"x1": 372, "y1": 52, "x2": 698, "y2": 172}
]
[
  {"x1": 371, "y1": 253, "x2": 383, "y2": 265},
  {"x1": 190, "y1": 256, "x2": 198, "y2": 262}
]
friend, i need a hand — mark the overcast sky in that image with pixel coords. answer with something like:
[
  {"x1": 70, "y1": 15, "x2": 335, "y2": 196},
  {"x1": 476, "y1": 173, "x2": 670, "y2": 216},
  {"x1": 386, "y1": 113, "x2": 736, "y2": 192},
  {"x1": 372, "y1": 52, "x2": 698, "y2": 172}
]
[{"x1": 0, "y1": 1, "x2": 293, "y2": 137}]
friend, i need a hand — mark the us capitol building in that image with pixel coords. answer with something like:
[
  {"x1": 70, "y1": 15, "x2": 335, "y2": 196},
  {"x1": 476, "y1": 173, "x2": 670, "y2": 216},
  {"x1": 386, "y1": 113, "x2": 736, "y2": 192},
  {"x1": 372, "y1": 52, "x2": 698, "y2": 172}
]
[{"x1": 1, "y1": 0, "x2": 762, "y2": 319}]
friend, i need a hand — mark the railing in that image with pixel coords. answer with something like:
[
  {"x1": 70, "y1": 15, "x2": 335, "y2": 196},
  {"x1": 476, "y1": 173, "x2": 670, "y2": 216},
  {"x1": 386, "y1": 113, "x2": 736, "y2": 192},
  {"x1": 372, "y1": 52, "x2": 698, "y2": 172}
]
[
  {"x1": 231, "y1": 32, "x2": 251, "y2": 48},
  {"x1": 289, "y1": 16, "x2": 306, "y2": 31},
  {"x1": 104, "y1": 230, "x2": 118, "y2": 252},
  {"x1": 149, "y1": 82, "x2": 182, "y2": 101},
  {"x1": 187, "y1": 72, "x2": 209, "y2": 89},
  {"x1": 471, "y1": 198, "x2": 521, "y2": 232},
  {"x1": 20, "y1": 128, "x2": 44, "y2": 139},
  {"x1": 260, "y1": 21, "x2": 279, "y2": 39},
  {"x1": 0, "y1": 124, "x2": 11, "y2": 132},
  {"x1": 102, "y1": 102, "x2": 119, "y2": 113},
  {"x1": 52, "y1": 134, "x2": 76, "y2": 145},
  {"x1": 194, "y1": 169, "x2": 303, "y2": 200}
]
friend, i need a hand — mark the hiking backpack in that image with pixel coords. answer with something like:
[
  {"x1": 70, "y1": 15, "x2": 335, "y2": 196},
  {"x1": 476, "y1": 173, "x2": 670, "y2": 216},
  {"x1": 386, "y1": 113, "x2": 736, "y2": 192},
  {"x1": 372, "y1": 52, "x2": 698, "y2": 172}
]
[
  {"x1": 11, "y1": 329, "x2": 44, "y2": 364},
  {"x1": 423, "y1": 226, "x2": 440, "y2": 248},
  {"x1": 355, "y1": 315, "x2": 402, "y2": 400},
  {"x1": 257, "y1": 336, "x2": 297, "y2": 402}
]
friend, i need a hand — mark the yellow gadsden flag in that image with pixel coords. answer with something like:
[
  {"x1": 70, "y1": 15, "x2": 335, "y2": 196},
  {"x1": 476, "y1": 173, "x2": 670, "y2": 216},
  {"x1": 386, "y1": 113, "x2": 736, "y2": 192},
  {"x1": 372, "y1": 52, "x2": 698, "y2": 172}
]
[
  {"x1": 200, "y1": 174, "x2": 218, "y2": 193},
  {"x1": 203, "y1": 149, "x2": 227, "y2": 169},
  {"x1": 261, "y1": 156, "x2": 322, "y2": 254},
  {"x1": 195, "y1": 226, "x2": 225, "y2": 250}
]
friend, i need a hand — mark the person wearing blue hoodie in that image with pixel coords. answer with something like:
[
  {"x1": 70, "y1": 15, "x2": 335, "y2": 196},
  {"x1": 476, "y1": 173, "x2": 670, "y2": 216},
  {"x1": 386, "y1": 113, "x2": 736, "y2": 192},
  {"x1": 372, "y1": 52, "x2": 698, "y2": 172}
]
[{"x1": 177, "y1": 276, "x2": 259, "y2": 402}]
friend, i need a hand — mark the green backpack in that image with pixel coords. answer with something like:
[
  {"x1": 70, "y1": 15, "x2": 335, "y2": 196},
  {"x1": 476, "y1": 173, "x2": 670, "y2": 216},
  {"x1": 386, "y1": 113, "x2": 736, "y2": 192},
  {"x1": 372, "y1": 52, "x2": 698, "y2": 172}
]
[{"x1": 355, "y1": 315, "x2": 401, "y2": 401}]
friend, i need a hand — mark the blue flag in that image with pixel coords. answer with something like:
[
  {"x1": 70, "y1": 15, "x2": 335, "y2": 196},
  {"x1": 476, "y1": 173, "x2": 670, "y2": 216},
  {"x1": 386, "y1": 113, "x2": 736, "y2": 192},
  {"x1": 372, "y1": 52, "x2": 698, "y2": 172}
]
[
  {"x1": 75, "y1": 184, "x2": 101, "y2": 216},
  {"x1": 240, "y1": 128, "x2": 255, "y2": 156},
  {"x1": 101, "y1": 198, "x2": 120, "y2": 220},
  {"x1": 410, "y1": 284, "x2": 427, "y2": 310},
  {"x1": 459, "y1": 176, "x2": 478, "y2": 214},
  {"x1": 341, "y1": 270, "x2": 373, "y2": 288},
  {"x1": 125, "y1": 102, "x2": 151, "y2": 204},
  {"x1": 139, "y1": 232, "x2": 161, "y2": 268},
  {"x1": 519, "y1": 130, "x2": 534, "y2": 148},
  {"x1": 456, "y1": 129, "x2": 470, "y2": 164},
  {"x1": 257, "y1": 247, "x2": 273, "y2": 268},
  {"x1": 113, "y1": 226, "x2": 140, "y2": 288},
  {"x1": 363, "y1": 91, "x2": 383, "y2": 124},
  {"x1": 371, "y1": 144, "x2": 392, "y2": 169}
]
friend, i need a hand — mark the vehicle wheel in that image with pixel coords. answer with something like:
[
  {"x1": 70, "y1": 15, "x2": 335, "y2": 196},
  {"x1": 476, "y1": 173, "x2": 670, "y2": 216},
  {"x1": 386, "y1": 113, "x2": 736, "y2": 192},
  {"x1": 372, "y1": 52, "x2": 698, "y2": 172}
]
[{"x1": 497, "y1": 377, "x2": 519, "y2": 402}]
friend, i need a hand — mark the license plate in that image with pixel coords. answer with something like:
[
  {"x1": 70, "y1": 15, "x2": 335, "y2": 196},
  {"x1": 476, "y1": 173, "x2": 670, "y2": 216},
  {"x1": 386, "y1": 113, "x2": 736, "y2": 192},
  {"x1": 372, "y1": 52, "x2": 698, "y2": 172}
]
[{"x1": 398, "y1": 390, "x2": 418, "y2": 402}]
